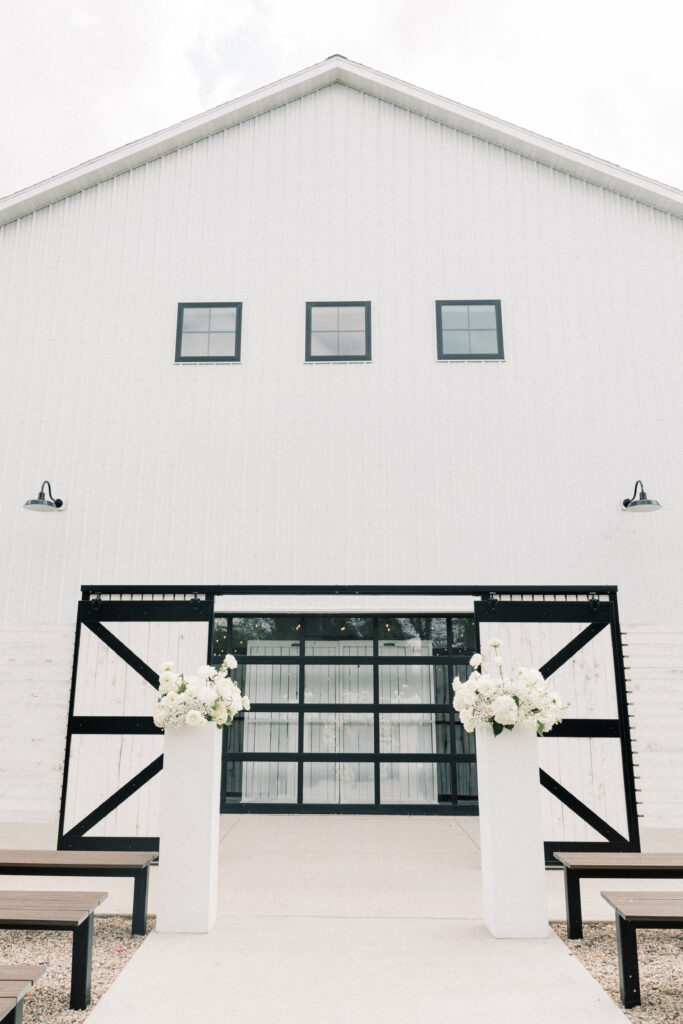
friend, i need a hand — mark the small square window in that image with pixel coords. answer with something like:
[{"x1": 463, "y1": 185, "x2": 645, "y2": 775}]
[
  {"x1": 176, "y1": 303, "x2": 242, "y2": 362},
  {"x1": 306, "y1": 303, "x2": 371, "y2": 361},
  {"x1": 436, "y1": 301, "x2": 504, "y2": 360}
]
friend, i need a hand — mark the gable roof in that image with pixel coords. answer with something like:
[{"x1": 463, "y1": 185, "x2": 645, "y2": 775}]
[{"x1": 1, "y1": 54, "x2": 682, "y2": 226}]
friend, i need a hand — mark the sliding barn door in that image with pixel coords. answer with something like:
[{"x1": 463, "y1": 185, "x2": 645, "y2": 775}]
[
  {"x1": 475, "y1": 596, "x2": 639, "y2": 862},
  {"x1": 59, "y1": 597, "x2": 212, "y2": 850}
]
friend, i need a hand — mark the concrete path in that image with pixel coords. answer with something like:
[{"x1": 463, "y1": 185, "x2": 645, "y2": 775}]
[{"x1": 84, "y1": 815, "x2": 634, "y2": 1024}]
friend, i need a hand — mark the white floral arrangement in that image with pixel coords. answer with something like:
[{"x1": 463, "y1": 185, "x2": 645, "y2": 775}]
[
  {"x1": 153, "y1": 654, "x2": 250, "y2": 731},
  {"x1": 452, "y1": 640, "x2": 568, "y2": 737}
]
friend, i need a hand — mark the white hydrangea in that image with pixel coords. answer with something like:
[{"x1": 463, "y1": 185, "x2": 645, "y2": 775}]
[
  {"x1": 452, "y1": 643, "x2": 568, "y2": 737},
  {"x1": 154, "y1": 655, "x2": 250, "y2": 732}
]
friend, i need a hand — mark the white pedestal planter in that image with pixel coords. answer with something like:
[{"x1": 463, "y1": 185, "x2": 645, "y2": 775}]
[
  {"x1": 476, "y1": 724, "x2": 549, "y2": 938},
  {"x1": 156, "y1": 723, "x2": 222, "y2": 933}
]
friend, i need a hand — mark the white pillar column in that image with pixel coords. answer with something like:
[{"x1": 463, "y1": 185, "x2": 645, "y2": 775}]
[
  {"x1": 476, "y1": 723, "x2": 549, "y2": 938},
  {"x1": 156, "y1": 723, "x2": 222, "y2": 933}
]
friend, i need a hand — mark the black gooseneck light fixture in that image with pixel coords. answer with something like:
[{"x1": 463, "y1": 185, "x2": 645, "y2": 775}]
[
  {"x1": 622, "y1": 480, "x2": 662, "y2": 512},
  {"x1": 24, "y1": 480, "x2": 64, "y2": 512}
]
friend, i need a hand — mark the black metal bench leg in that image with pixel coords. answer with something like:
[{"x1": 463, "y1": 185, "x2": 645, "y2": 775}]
[
  {"x1": 132, "y1": 867, "x2": 150, "y2": 935},
  {"x1": 615, "y1": 914, "x2": 640, "y2": 1008},
  {"x1": 564, "y1": 868, "x2": 583, "y2": 939},
  {"x1": 71, "y1": 912, "x2": 95, "y2": 1010}
]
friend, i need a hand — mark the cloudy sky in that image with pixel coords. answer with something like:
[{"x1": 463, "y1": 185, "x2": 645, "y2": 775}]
[{"x1": 1, "y1": 0, "x2": 681, "y2": 198}]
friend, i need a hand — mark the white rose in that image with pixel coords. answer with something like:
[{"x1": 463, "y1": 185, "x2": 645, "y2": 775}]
[
  {"x1": 196, "y1": 665, "x2": 217, "y2": 680},
  {"x1": 223, "y1": 654, "x2": 238, "y2": 670},
  {"x1": 212, "y1": 703, "x2": 229, "y2": 726},
  {"x1": 159, "y1": 673, "x2": 179, "y2": 695},
  {"x1": 488, "y1": 639, "x2": 502, "y2": 649},
  {"x1": 460, "y1": 709, "x2": 475, "y2": 733},
  {"x1": 491, "y1": 695, "x2": 518, "y2": 726},
  {"x1": 242, "y1": 695, "x2": 251, "y2": 711},
  {"x1": 185, "y1": 709, "x2": 205, "y2": 727},
  {"x1": 153, "y1": 706, "x2": 170, "y2": 728},
  {"x1": 185, "y1": 677, "x2": 203, "y2": 696},
  {"x1": 197, "y1": 685, "x2": 218, "y2": 706},
  {"x1": 480, "y1": 680, "x2": 494, "y2": 696},
  {"x1": 158, "y1": 661, "x2": 173, "y2": 673},
  {"x1": 469, "y1": 653, "x2": 483, "y2": 668},
  {"x1": 229, "y1": 696, "x2": 243, "y2": 716},
  {"x1": 164, "y1": 691, "x2": 180, "y2": 705},
  {"x1": 453, "y1": 690, "x2": 469, "y2": 713}
]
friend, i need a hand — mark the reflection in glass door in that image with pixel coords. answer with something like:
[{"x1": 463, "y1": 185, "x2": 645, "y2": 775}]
[{"x1": 214, "y1": 614, "x2": 477, "y2": 813}]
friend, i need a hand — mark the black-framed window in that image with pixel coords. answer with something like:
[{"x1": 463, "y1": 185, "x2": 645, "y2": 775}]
[
  {"x1": 176, "y1": 303, "x2": 242, "y2": 362},
  {"x1": 436, "y1": 300, "x2": 503, "y2": 360},
  {"x1": 213, "y1": 613, "x2": 478, "y2": 813},
  {"x1": 306, "y1": 302, "x2": 371, "y2": 361}
]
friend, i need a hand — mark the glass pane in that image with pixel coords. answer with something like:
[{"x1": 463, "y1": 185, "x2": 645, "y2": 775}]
[
  {"x1": 450, "y1": 617, "x2": 476, "y2": 653},
  {"x1": 305, "y1": 616, "x2": 373, "y2": 653},
  {"x1": 468, "y1": 304, "x2": 497, "y2": 329},
  {"x1": 304, "y1": 662, "x2": 373, "y2": 702},
  {"x1": 232, "y1": 616, "x2": 302, "y2": 653},
  {"x1": 378, "y1": 663, "x2": 435, "y2": 703},
  {"x1": 181, "y1": 332, "x2": 209, "y2": 356},
  {"x1": 304, "y1": 713, "x2": 373, "y2": 753},
  {"x1": 208, "y1": 332, "x2": 235, "y2": 357},
  {"x1": 242, "y1": 712, "x2": 298, "y2": 752},
  {"x1": 440, "y1": 305, "x2": 469, "y2": 329},
  {"x1": 239, "y1": 761, "x2": 297, "y2": 803},
  {"x1": 234, "y1": 663, "x2": 299, "y2": 703},
  {"x1": 433, "y1": 664, "x2": 452, "y2": 704},
  {"x1": 379, "y1": 713, "x2": 442, "y2": 753},
  {"x1": 212, "y1": 617, "x2": 229, "y2": 664},
  {"x1": 441, "y1": 330, "x2": 469, "y2": 355},
  {"x1": 378, "y1": 617, "x2": 446, "y2": 655},
  {"x1": 380, "y1": 762, "x2": 439, "y2": 804},
  {"x1": 182, "y1": 307, "x2": 210, "y2": 331},
  {"x1": 469, "y1": 330, "x2": 499, "y2": 354},
  {"x1": 454, "y1": 715, "x2": 477, "y2": 755},
  {"x1": 337, "y1": 305, "x2": 366, "y2": 330},
  {"x1": 210, "y1": 307, "x2": 236, "y2": 331},
  {"x1": 338, "y1": 331, "x2": 367, "y2": 356},
  {"x1": 309, "y1": 331, "x2": 339, "y2": 356},
  {"x1": 310, "y1": 306, "x2": 339, "y2": 330},
  {"x1": 303, "y1": 762, "x2": 374, "y2": 803},
  {"x1": 456, "y1": 762, "x2": 478, "y2": 801}
]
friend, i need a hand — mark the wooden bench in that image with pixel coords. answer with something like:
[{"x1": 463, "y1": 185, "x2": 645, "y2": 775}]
[
  {"x1": 0, "y1": 966, "x2": 45, "y2": 1024},
  {"x1": 553, "y1": 851, "x2": 683, "y2": 938},
  {"x1": 0, "y1": 891, "x2": 107, "y2": 1010},
  {"x1": 601, "y1": 891, "x2": 683, "y2": 1007},
  {"x1": 0, "y1": 851, "x2": 157, "y2": 935}
]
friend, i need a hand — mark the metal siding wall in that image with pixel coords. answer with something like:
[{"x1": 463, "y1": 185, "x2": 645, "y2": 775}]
[{"x1": 0, "y1": 84, "x2": 681, "y2": 625}]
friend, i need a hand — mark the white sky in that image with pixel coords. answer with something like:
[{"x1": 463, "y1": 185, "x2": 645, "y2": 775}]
[{"x1": 1, "y1": 0, "x2": 682, "y2": 198}]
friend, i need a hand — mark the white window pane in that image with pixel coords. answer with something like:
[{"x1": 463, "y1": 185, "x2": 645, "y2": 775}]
[
  {"x1": 440, "y1": 305, "x2": 469, "y2": 329},
  {"x1": 468, "y1": 305, "x2": 497, "y2": 329},
  {"x1": 310, "y1": 306, "x2": 339, "y2": 330},
  {"x1": 181, "y1": 332, "x2": 209, "y2": 356},
  {"x1": 303, "y1": 762, "x2": 374, "y2": 804},
  {"x1": 310, "y1": 331, "x2": 339, "y2": 356},
  {"x1": 210, "y1": 307, "x2": 236, "y2": 331},
  {"x1": 242, "y1": 762, "x2": 297, "y2": 802},
  {"x1": 469, "y1": 330, "x2": 499, "y2": 354},
  {"x1": 441, "y1": 330, "x2": 470, "y2": 354},
  {"x1": 338, "y1": 331, "x2": 366, "y2": 356},
  {"x1": 337, "y1": 305, "x2": 366, "y2": 330},
  {"x1": 182, "y1": 307, "x2": 210, "y2": 331},
  {"x1": 208, "y1": 332, "x2": 235, "y2": 357}
]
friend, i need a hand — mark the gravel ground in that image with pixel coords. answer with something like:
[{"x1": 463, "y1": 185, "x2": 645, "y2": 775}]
[
  {"x1": 552, "y1": 922, "x2": 683, "y2": 1023},
  {"x1": 0, "y1": 916, "x2": 153, "y2": 1022}
]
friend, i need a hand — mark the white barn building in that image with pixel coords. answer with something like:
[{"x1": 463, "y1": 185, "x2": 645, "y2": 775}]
[{"x1": 0, "y1": 56, "x2": 681, "y2": 851}]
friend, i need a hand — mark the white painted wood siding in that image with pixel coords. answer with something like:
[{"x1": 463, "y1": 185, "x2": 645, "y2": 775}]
[{"x1": 0, "y1": 82, "x2": 681, "y2": 630}]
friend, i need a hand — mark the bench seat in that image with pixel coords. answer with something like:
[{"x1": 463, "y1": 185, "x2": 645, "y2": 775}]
[
  {"x1": 554, "y1": 851, "x2": 683, "y2": 938},
  {"x1": 0, "y1": 891, "x2": 107, "y2": 1010},
  {"x1": 0, "y1": 851, "x2": 157, "y2": 935},
  {"x1": 601, "y1": 890, "x2": 683, "y2": 1007},
  {"x1": 0, "y1": 966, "x2": 46, "y2": 1023}
]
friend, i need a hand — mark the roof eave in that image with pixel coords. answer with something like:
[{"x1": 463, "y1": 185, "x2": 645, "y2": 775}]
[{"x1": 1, "y1": 56, "x2": 682, "y2": 227}]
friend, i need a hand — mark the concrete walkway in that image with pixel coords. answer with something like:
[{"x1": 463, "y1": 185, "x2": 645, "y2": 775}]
[{"x1": 83, "y1": 815, "x2": 636, "y2": 1024}]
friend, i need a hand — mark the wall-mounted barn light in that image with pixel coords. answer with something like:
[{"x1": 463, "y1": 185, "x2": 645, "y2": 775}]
[
  {"x1": 23, "y1": 480, "x2": 64, "y2": 512},
  {"x1": 622, "y1": 480, "x2": 662, "y2": 512}
]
